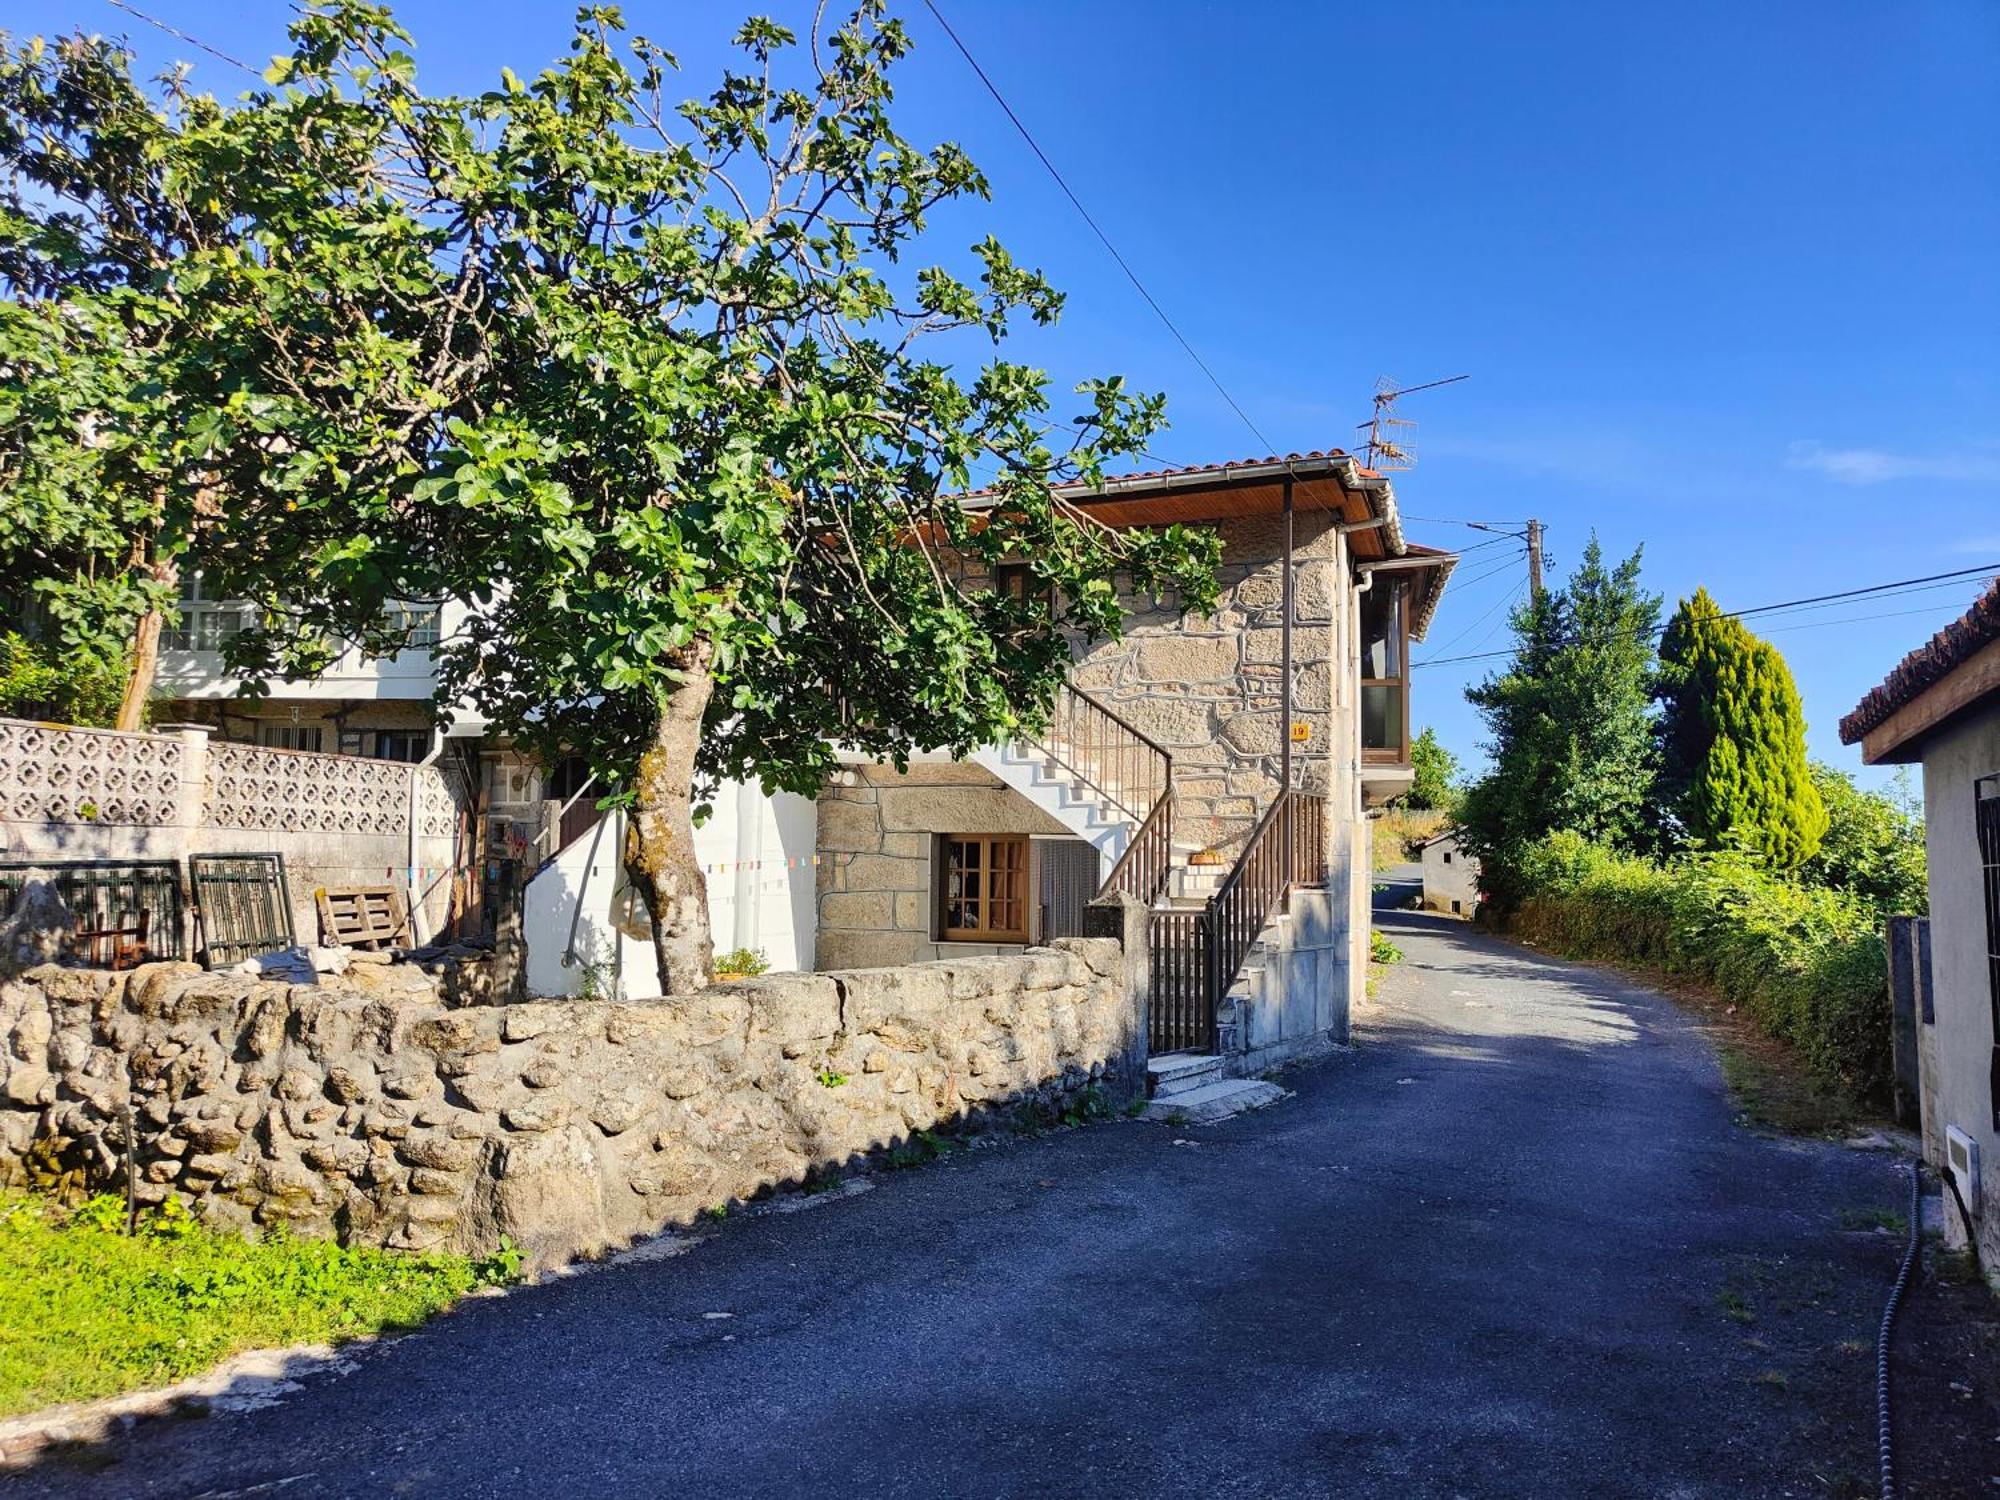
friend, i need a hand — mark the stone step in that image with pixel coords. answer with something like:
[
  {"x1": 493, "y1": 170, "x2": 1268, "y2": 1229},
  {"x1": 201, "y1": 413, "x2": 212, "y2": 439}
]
[
  {"x1": 1143, "y1": 1078, "x2": 1289, "y2": 1125},
  {"x1": 1146, "y1": 1050, "x2": 1223, "y2": 1099}
]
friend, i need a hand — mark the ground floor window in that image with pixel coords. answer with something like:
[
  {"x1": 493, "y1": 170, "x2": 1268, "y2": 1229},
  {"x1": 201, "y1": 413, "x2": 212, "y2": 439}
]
[
  {"x1": 936, "y1": 833, "x2": 1029, "y2": 942},
  {"x1": 337, "y1": 728, "x2": 430, "y2": 762},
  {"x1": 256, "y1": 724, "x2": 323, "y2": 752}
]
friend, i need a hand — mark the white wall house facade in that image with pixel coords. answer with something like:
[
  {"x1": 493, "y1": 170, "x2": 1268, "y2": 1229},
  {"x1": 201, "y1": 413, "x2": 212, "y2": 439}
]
[
  {"x1": 1844, "y1": 580, "x2": 2000, "y2": 1280},
  {"x1": 143, "y1": 448, "x2": 1455, "y2": 1076},
  {"x1": 1419, "y1": 829, "x2": 1480, "y2": 917}
]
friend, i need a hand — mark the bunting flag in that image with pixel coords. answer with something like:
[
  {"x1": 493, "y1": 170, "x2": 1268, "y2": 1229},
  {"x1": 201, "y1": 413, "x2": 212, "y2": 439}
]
[{"x1": 701, "y1": 855, "x2": 823, "y2": 875}]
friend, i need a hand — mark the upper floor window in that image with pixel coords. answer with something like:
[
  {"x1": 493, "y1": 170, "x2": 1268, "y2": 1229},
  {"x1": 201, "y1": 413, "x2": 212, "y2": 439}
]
[
  {"x1": 163, "y1": 574, "x2": 252, "y2": 653},
  {"x1": 382, "y1": 604, "x2": 442, "y2": 651},
  {"x1": 993, "y1": 561, "x2": 1053, "y2": 612},
  {"x1": 1361, "y1": 577, "x2": 1409, "y2": 763}
]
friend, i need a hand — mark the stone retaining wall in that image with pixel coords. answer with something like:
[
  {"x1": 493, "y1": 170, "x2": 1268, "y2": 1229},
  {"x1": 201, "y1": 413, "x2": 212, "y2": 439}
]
[{"x1": 0, "y1": 926, "x2": 1143, "y2": 1271}]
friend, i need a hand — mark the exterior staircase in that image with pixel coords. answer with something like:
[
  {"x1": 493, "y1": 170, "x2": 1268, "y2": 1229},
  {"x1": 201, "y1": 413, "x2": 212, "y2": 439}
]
[
  {"x1": 1142, "y1": 1051, "x2": 1288, "y2": 1123},
  {"x1": 975, "y1": 683, "x2": 1332, "y2": 1069},
  {"x1": 973, "y1": 740, "x2": 1138, "y2": 870}
]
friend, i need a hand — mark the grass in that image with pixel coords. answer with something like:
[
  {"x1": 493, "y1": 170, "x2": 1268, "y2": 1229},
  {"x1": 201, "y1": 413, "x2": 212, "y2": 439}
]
[
  {"x1": 0, "y1": 1190, "x2": 519, "y2": 1420},
  {"x1": 1369, "y1": 808, "x2": 1448, "y2": 871},
  {"x1": 1709, "y1": 1025, "x2": 1870, "y2": 1137}
]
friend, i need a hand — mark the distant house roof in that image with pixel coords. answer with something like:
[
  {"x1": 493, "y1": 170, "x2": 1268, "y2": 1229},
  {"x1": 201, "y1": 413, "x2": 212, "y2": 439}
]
[
  {"x1": 959, "y1": 448, "x2": 1458, "y2": 639},
  {"x1": 1840, "y1": 577, "x2": 2000, "y2": 762}
]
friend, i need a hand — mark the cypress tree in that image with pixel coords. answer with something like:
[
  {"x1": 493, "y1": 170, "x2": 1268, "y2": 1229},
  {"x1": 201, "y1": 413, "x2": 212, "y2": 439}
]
[{"x1": 1655, "y1": 588, "x2": 1827, "y2": 869}]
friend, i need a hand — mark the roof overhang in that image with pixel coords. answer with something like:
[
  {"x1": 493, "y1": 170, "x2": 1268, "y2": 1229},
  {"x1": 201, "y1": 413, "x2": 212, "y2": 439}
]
[
  {"x1": 1852, "y1": 635, "x2": 2000, "y2": 764},
  {"x1": 960, "y1": 451, "x2": 1457, "y2": 640},
  {"x1": 1842, "y1": 578, "x2": 2000, "y2": 763}
]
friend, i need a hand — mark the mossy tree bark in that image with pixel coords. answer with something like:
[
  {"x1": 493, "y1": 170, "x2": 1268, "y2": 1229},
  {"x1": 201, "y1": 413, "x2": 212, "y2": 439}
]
[{"x1": 624, "y1": 641, "x2": 716, "y2": 995}]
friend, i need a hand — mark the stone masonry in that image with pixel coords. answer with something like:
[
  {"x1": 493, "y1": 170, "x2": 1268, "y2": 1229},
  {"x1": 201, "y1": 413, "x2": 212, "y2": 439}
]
[
  {"x1": 815, "y1": 761, "x2": 1072, "y2": 971},
  {"x1": 0, "y1": 932, "x2": 1143, "y2": 1272}
]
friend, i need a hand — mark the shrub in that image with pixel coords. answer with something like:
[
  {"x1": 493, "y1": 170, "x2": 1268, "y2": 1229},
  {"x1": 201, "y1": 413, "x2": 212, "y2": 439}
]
[
  {"x1": 715, "y1": 946, "x2": 770, "y2": 977},
  {"x1": 1506, "y1": 835, "x2": 1888, "y2": 1097},
  {"x1": 0, "y1": 633, "x2": 126, "y2": 727}
]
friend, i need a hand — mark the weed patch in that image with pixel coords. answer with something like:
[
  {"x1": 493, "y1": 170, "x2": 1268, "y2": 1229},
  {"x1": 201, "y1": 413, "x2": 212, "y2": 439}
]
[{"x1": 0, "y1": 1190, "x2": 517, "y2": 1419}]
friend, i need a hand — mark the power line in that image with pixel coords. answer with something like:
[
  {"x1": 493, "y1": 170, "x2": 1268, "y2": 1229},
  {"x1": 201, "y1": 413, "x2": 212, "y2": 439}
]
[
  {"x1": 104, "y1": 0, "x2": 256, "y2": 74},
  {"x1": 1411, "y1": 563, "x2": 2000, "y2": 670},
  {"x1": 922, "y1": 0, "x2": 1283, "y2": 461}
]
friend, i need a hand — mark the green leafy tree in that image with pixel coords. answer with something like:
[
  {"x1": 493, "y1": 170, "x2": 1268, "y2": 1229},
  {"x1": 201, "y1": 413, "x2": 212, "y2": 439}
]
[
  {"x1": 1655, "y1": 588, "x2": 1825, "y2": 870},
  {"x1": 0, "y1": 6, "x2": 1220, "y2": 991},
  {"x1": 1800, "y1": 763, "x2": 1926, "y2": 914},
  {"x1": 0, "y1": 36, "x2": 195, "y2": 727},
  {"x1": 1458, "y1": 536, "x2": 1660, "y2": 894},
  {"x1": 1402, "y1": 726, "x2": 1460, "y2": 812}
]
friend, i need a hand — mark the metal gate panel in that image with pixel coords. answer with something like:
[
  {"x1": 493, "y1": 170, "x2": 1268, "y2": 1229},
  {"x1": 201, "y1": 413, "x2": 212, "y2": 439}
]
[
  {"x1": 190, "y1": 853, "x2": 295, "y2": 968},
  {"x1": 0, "y1": 859, "x2": 187, "y2": 963},
  {"x1": 1036, "y1": 838, "x2": 1100, "y2": 943}
]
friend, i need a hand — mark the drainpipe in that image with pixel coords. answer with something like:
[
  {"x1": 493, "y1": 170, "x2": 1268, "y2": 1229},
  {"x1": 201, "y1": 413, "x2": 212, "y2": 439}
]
[{"x1": 1281, "y1": 475, "x2": 1295, "y2": 880}]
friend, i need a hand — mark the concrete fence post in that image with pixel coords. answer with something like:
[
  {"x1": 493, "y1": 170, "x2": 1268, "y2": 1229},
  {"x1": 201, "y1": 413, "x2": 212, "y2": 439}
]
[{"x1": 1085, "y1": 890, "x2": 1151, "y2": 1102}]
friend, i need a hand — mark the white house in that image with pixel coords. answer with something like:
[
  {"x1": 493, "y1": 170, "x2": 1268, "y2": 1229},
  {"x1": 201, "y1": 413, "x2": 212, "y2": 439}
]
[
  {"x1": 1418, "y1": 827, "x2": 1480, "y2": 917},
  {"x1": 1842, "y1": 578, "x2": 2000, "y2": 1280}
]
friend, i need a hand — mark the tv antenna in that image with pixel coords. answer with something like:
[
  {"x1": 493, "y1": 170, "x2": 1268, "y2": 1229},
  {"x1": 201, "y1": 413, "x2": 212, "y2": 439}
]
[{"x1": 1357, "y1": 373, "x2": 1469, "y2": 472}]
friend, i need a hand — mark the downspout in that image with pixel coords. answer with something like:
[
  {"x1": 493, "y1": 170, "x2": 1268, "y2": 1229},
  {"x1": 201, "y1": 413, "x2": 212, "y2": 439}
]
[{"x1": 1281, "y1": 476, "x2": 1295, "y2": 880}]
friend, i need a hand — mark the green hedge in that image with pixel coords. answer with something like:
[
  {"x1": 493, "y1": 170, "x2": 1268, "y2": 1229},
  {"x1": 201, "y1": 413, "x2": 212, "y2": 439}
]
[{"x1": 1505, "y1": 831, "x2": 1889, "y2": 1097}]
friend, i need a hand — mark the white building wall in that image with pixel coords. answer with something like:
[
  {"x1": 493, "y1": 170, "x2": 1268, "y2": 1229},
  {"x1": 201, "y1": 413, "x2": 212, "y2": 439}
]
[
  {"x1": 1918, "y1": 708, "x2": 2000, "y2": 1277},
  {"x1": 1421, "y1": 833, "x2": 1481, "y2": 916},
  {"x1": 522, "y1": 779, "x2": 818, "y2": 1000}
]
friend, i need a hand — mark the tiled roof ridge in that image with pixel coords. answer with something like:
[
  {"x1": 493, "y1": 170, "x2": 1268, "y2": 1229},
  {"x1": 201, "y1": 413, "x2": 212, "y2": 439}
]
[{"x1": 1839, "y1": 576, "x2": 2000, "y2": 743}]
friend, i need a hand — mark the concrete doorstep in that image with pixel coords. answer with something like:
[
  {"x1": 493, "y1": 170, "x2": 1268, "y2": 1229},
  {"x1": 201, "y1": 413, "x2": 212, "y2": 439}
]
[{"x1": 1142, "y1": 1078, "x2": 1290, "y2": 1125}]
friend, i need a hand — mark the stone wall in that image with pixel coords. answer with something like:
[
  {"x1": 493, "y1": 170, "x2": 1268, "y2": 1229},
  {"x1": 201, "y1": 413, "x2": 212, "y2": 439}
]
[
  {"x1": 957, "y1": 513, "x2": 1343, "y2": 862},
  {"x1": 0, "y1": 927, "x2": 1143, "y2": 1272},
  {"x1": 815, "y1": 762, "x2": 1073, "y2": 971}
]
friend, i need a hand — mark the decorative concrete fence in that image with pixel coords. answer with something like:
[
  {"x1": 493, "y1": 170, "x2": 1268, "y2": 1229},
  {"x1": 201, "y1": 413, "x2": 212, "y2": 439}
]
[
  {"x1": 0, "y1": 912, "x2": 1146, "y2": 1271},
  {"x1": 0, "y1": 717, "x2": 463, "y2": 947}
]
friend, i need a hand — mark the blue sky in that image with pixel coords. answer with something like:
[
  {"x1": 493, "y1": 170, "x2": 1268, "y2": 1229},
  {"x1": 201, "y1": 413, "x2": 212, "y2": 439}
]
[{"x1": 20, "y1": 0, "x2": 1998, "y2": 783}]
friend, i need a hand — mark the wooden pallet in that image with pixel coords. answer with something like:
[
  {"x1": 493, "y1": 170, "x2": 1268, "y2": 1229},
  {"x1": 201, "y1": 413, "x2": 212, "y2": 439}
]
[{"x1": 315, "y1": 885, "x2": 409, "y2": 951}]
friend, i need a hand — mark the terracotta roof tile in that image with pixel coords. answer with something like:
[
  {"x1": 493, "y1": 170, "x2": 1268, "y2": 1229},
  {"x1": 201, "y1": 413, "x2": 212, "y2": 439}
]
[
  {"x1": 955, "y1": 449, "x2": 1358, "y2": 502},
  {"x1": 1838, "y1": 577, "x2": 2000, "y2": 744}
]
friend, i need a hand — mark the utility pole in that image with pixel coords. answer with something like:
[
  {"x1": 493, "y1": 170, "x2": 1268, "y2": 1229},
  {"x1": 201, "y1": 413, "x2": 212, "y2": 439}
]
[{"x1": 1526, "y1": 519, "x2": 1544, "y2": 601}]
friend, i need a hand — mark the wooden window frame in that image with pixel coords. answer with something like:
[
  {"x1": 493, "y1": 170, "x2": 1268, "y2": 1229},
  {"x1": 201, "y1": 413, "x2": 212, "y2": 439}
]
[
  {"x1": 1360, "y1": 578, "x2": 1411, "y2": 766},
  {"x1": 935, "y1": 833, "x2": 1031, "y2": 944},
  {"x1": 994, "y1": 561, "x2": 1054, "y2": 611}
]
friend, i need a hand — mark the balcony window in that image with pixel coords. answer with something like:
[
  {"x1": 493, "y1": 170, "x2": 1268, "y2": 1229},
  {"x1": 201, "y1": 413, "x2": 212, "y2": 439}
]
[
  {"x1": 382, "y1": 604, "x2": 442, "y2": 651},
  {"x1": 1360, "y1": 578, "x2": 1409, "y2": 763},
  {"x1": 163, "y1": 574, "x2": 251, "y2": 652}
]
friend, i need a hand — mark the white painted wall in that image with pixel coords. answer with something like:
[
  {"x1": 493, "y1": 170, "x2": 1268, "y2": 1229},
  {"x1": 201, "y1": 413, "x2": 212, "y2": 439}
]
[
  {"x1": 156, "y1": 601, "x2": 475, "y2": 707},
  {"x1": 1420, "y1": 831, "x2": 1480, "y2": 916},
  {"x1": 523, "y1": 778, "x2": 818, "y2": 999},
  {"x1": 1917, "y1": 708, "x2": 2000, "y2": 1276}
]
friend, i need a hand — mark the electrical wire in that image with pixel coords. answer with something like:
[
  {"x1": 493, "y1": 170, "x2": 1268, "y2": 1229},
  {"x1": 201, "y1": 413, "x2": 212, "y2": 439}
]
[{"x1": 1412, "y1": 564, "x2": 2000, "y2": 670}]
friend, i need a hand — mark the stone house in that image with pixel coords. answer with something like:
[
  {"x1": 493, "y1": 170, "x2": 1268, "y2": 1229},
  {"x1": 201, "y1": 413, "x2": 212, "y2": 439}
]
[
  {"x1": 146, "y1": 447, "x2": 1453, "y2": 1078},
  {"x1": 1841, "y1": 578, "x2": 2000, "y2": 1277}
]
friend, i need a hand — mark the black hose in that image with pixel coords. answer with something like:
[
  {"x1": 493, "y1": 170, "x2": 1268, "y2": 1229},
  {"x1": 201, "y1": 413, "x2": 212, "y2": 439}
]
[{"x1": 1876, "y1": 1160, "x2": 1921, "y2": 1500}]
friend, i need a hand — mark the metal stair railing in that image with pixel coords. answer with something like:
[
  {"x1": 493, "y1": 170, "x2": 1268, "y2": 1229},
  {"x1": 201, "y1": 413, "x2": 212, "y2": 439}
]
[
  {"x1": 1021, "y1": 683, "x2": 1176, "y2": 910},
  {"x1": 1150, "y1": 789, "x2": 1327, "y2": 1055}
]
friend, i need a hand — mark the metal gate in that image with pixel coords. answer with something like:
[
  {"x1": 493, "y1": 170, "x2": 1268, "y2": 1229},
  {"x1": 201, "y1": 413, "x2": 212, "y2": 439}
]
[
  {"x1": 0, "y1": 859, "x2": 186, "y2": 964},
  {"x1": 189, "y1": 853, "x2": 295, "y2": 967},
  {"x1": 1036, "y1": 838, "x2": 1100, "y2": 942}
]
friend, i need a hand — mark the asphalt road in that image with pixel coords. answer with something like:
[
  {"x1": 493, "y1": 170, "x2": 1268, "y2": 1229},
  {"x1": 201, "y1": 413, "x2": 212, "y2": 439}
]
[{"x1": 17, "y1": 910, "x2": 1906, "y2": 1499}]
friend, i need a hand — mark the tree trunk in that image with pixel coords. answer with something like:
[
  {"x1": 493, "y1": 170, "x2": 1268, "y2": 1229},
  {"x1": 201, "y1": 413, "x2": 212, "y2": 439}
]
[
  {"x1": 625, "y1": 641, "x2": 716, "y2": 995},
  {"x1": 113, "y1": 569, "x2": 176, "y2": 733}
]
